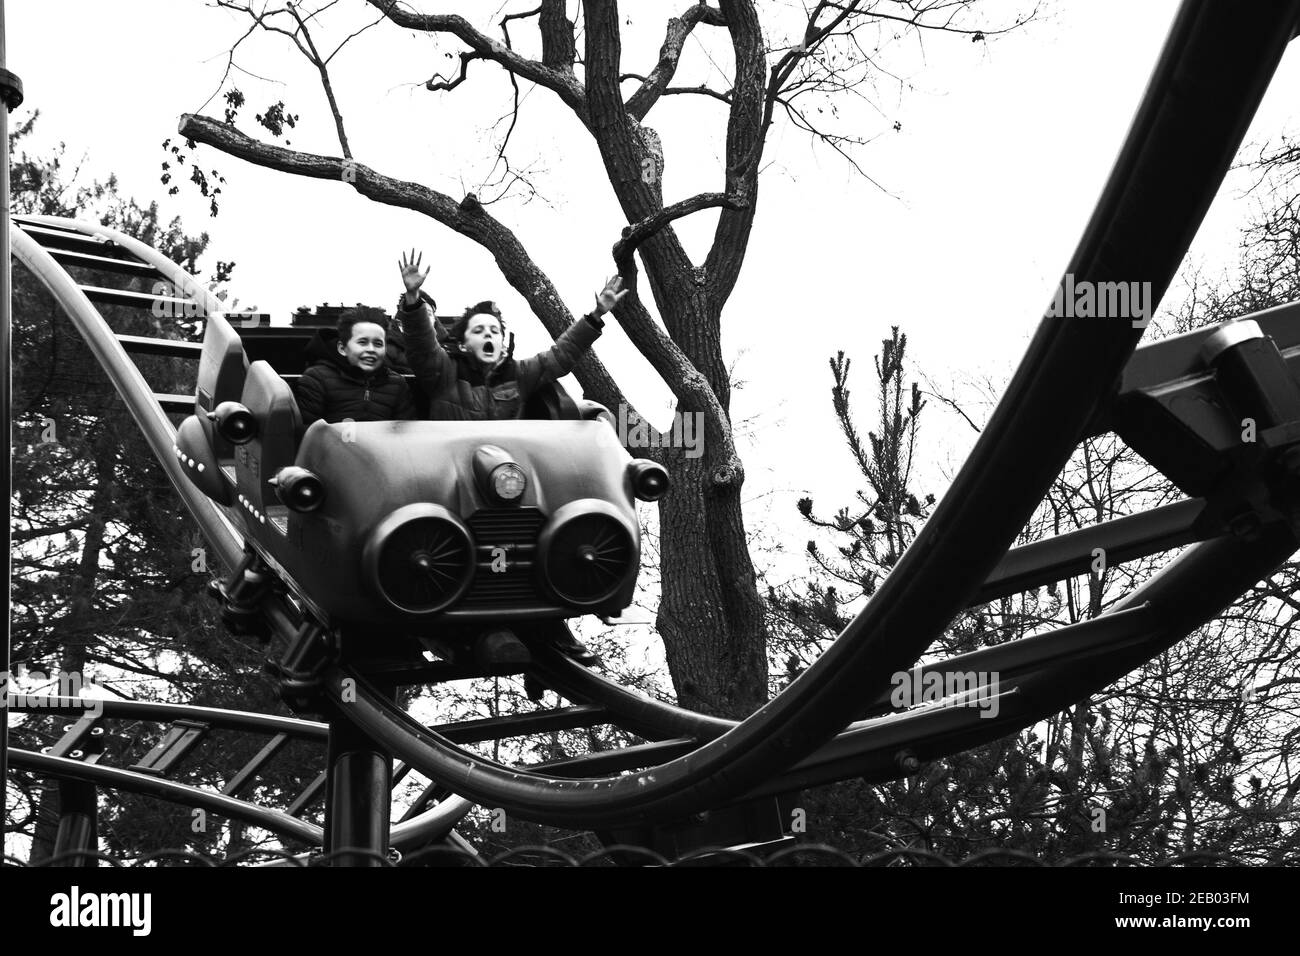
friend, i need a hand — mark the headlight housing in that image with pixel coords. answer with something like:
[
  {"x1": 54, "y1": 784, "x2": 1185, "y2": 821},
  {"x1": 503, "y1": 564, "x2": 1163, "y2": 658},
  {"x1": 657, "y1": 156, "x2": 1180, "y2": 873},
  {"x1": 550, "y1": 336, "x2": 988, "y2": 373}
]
[
  {"x1": 209, "y1": 401, "x2": 256, "y2": 445},
  {"x1": 473, "y1": 444, "x2": 528, "y2": 504},
  {"x1": 627, "y1": 459, "x2": 669, "y2": 502},
  {"x1": 271, "y1": 466, "x2": 325, "y2": 512},
  {"x1": 491, "y1": 463, "x2": 527, "y2": 501}
]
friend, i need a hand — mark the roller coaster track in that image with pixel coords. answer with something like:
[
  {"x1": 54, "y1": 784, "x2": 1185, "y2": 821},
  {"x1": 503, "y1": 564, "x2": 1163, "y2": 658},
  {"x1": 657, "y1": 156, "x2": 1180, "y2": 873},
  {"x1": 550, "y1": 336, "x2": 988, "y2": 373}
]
[
  {"x1": 5, "y1": 697, "x2": 475, "y2": 861},
  {"x1": 5, "y1": 216, "x2": 483, "y2": 861},
  {"x1": 7, "y1": 0, "x2": 1300, "y2": 859},
  {"x1": 316, "y1": 0, "x2": 1300, "y2": 829}
]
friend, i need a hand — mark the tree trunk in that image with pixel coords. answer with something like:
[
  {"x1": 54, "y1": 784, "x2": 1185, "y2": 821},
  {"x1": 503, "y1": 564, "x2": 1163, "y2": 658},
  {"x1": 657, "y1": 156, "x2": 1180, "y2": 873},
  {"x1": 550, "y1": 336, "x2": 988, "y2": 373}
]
[
  {"x1": 28, "y1": 427, "x2": 114, "y2": 863},
  {"x1": 653, "y1": 293, "x2": 768, "y2": 718},
  {"x1": 658, "y1": 454, "x2": 769, "y2": 718}
]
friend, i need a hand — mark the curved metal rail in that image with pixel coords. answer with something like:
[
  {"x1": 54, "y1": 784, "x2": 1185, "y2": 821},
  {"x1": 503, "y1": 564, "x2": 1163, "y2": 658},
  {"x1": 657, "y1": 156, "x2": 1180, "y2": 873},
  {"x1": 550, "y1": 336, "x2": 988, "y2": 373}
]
[
  {"x1": 8, "y1": 0, "x2": 1299, "y2": 845},
  {"x1": 302, "y1": 0, "x2": 1300, "y2": 827},
  {"x1": 331, "y1": 520, "x2": 1292, "y2": 828},
  {"x1": 7, "y1": 217, "x2": 475, "y2": 859},
  {"x1": 9, "y1": 219, "x2": 245, "y2": 571},
  {"x1": 5, "y1": 696, "x2": 473, "y2": 852}
]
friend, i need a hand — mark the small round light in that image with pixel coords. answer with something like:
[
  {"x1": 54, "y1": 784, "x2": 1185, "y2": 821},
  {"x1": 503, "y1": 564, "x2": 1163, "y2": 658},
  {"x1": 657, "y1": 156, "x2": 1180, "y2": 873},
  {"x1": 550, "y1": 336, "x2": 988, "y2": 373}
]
[
  {"x1": 628, "y1": 460, "x2": 670, "y2": 502},
  {"x1": 272, "y1": 466, "x2": 326, "y2": 513},
  {"x1": 210, "y1": 401, "x2": 257, "y2": 445},
  {"x1": 491, "y1": 463, "x2": 527, "y2": 501}
]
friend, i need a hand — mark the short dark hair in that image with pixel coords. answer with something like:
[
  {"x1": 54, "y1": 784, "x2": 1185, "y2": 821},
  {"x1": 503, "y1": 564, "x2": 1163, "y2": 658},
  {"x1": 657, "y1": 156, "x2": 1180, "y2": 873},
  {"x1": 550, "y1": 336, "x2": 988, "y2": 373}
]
[
  {"x1": 449, "y1": 301, "x2": 506, "y2": 345},
  {"x1": 338, "y1": 307, "x2": 389, "y2": 344}
]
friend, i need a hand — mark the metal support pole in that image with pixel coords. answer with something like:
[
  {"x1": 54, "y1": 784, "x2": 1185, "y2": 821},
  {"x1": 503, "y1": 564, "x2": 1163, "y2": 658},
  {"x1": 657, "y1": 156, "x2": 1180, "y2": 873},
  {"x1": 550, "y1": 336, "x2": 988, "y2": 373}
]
[
  {"x1": 52, "y1": 779, "x2": 98, "y2": 867},
  {"x1": 324, "y1": 701, "x2": 392, "y2": 867},
  {"x1": 1, "y1": 0, "x2": 27, "y2": 854}
]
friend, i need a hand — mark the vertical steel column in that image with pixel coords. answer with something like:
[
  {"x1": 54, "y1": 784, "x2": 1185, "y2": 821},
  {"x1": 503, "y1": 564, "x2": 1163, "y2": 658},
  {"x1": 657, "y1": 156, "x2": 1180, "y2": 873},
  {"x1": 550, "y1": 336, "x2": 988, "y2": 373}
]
[
  {"x1": 1, "y1": 0, "x2": 27, "y2": 850},
  {"x1": 324, "y1": 699, "x2": 392, "y2": 867},
  {"x1": 52, "y1": 780, "x2": 98, "y2": 866}
]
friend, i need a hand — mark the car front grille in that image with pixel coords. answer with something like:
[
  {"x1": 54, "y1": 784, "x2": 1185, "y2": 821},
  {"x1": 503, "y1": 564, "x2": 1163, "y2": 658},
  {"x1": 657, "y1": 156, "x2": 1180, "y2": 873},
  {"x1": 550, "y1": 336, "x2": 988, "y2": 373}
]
[{"x1": 459, "y1": 507, "x2": 547, "y2": 610}]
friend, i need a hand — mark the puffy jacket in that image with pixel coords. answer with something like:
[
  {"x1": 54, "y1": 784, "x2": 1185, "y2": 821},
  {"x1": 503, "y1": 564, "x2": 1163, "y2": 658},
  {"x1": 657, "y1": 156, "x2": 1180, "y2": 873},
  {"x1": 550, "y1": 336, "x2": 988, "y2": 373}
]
[
  {"x1": 295, "y1": 331, "x2": 417, "y2": 426},
  {"x1": 400, "y1": 297, "x2": 603, "y2": 421}
]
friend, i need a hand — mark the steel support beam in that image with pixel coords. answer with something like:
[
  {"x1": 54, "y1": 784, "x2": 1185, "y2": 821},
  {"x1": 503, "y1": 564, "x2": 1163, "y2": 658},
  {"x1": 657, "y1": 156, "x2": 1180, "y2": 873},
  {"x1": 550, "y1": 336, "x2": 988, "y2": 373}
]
[
  {"x1": 970, "y1": 498, "x2": 1207, "y2": 606},
  {"x1": 1, "y1": 0, "x2": 23, "y2": 849},
  {"x1": 51, "y1": 779, "x2": 99, "y2": 867},
  {"x1": 324, "y1": 704, "x2": 392, "y2": 867}
]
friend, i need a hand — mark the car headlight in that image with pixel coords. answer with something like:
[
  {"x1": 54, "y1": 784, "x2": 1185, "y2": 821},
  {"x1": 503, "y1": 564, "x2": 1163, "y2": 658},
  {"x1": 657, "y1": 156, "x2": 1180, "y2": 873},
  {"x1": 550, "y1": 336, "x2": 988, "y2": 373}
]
[
  {"x1": 473, "y1": 444, "x2": 528, "y2": 504},
  {"x1": 491, "y1": 463, "x2": 527, "y2": 501}
]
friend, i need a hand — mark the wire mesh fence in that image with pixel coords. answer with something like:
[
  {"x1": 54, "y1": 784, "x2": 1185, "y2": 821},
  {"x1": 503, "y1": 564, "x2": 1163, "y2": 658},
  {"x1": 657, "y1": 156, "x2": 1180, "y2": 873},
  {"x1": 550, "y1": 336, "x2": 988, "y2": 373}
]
[{"x1": 3, "y1": 845, "x2": 1253, "y2": 868}]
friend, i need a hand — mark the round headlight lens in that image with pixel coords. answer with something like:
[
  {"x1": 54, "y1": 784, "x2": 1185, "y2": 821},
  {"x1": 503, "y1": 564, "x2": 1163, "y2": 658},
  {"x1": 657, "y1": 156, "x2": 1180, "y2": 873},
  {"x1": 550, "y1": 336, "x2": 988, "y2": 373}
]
[{"x1": 491, "y1": 463, "x2": 527, "y2": 501}]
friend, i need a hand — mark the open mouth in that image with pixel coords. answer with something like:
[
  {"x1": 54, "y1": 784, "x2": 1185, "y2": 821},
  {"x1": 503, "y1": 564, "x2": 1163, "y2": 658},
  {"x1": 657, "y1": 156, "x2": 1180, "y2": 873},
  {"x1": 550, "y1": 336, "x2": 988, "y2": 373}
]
[{"x1": 482, "y1": 342, "x2": 495, "y2": 355}]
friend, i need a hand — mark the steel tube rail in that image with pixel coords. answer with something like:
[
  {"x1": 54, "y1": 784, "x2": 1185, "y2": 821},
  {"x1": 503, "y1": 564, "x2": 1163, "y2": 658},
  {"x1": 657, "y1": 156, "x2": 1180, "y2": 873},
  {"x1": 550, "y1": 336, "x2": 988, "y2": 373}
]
[
  {"x1": 388, "y1": 796, "x2": 473, "y2": 852},
  {"x1": 8, "y1": 2, "x2": 1295, "y2": 840},
  {"x1": 358, "y1": 521, "x2": 1283, "y2": 813},
  {"x1": 537, "y1": 605, "x2": 1157, "y2": 740},
  {"x1": 338, "y1": 605, "x2": 1153, "y2": 794},
  {"x1": 530, "y1": 641, "x2": 732, "y2": 742},
  {"x1": 7, "y1": 219, "x2": 477, "y2": 857},
  {"x1": 743, "y1": 524, "x2": 1299, "y2": 800},
  {"x1": 17, "y1": 214, "x2": 226, "y2": 315},
  {"x1": 5, "y1": 700, "x2": 471, "y2": 852},
  {"x1": 5, "y1": 696, "x2": 328, "y2": 739},
  {"x1": 321, "y1": 0, "x2": 1300, "y2": 827},
  {"x1": 8, "y1": 745, "x2": 469, "y2": 855},
  {"x1": 9, "y1": 225, "x2": 245, "y2": 572},
  {"x1": 970, "y1": 498, "x2": 1207, "y2": 607},
  {"x1": 10, "y1": 749, "x2": 323, "y2": 844},
  {"x1": 526, "y1": 601, "x2": 1161, "y2": 744}
]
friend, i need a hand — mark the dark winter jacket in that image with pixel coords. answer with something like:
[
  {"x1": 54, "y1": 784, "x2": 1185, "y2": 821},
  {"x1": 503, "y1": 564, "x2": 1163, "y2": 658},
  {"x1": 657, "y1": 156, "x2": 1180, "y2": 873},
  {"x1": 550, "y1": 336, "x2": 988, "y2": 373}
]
[
  {"x1": 400, "y1": 297, "x2": 603, "y2": 421},
  {"x1": 295, "y1": 331, "x2": 417, "y2": 426}
]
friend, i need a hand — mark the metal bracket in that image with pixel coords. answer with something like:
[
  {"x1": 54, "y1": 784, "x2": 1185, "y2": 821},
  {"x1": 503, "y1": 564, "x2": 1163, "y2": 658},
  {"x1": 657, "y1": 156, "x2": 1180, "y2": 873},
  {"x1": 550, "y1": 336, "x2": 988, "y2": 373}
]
[
  {"x1": 0, "y1": 67, "x2": 23, "y2": 111},
  {"x1": 129, "y1": 719, "x2": 210, "y2": 777},
  {"x1": 266, "y1": 618, "x2": 337, "y2": 713},
  {"x1": 1104, "y1": 305, "x2": 1300, "y2": 535}
]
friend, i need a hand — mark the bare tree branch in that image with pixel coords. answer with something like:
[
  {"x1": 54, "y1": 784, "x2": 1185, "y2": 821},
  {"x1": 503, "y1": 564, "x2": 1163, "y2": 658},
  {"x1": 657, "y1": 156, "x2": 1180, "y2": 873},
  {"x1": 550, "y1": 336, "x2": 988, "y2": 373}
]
[
  {"x1": 609, "y1": 290, "x2": 746, "y2": 488},
  {"x1": 759, "y1": 0, "x2": 1042, "y2": 186},
  {"x1": 624, "y1": 3, "x2": 727, "y2": 121},
  {"x1": 613, "y1": 191, "x2": 747, "y2": 267},
  {"x1": 583, "y1": 0, "x2": 702, "y2": 343},
  {"x1": 177, "y1": 112, "x2": 639, "y2": 423},
  {"x1": 702, "y1": 0, "x2": 765, "y2": 309},
  {"x1": 365, "y1": 0, "x2": 588, "y2": 121},
  {"x1": 214, "y1": 1, "x2": 353, "y2": 158},
  {"x1": 324, "y1": 4, "x2": 390, "y2": 64},
  {"x1": 426, "y1": 49, "x2": 487, "y2": 93},
  {"x1": 285, "y1": 3, "x2": 353, "y2": 158},
  {"x1": 824, "y1": 0, "x2": 1038, "y2": 39},
  {"x1": 12, "y1": 518, "x2": 94, "y2": 544},
  {"x1": 621, "y1": 74, "x2": 733, "y2": 105}
]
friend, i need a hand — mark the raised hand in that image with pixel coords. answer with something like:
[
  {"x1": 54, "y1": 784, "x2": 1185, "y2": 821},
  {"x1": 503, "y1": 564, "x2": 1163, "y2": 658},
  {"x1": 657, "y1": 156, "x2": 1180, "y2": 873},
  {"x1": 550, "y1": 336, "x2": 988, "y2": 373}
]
[
  {"x1": 594, "y1": 274, "x2": 628, "y2": 315},
  {"x1": 398, "y1": 249, "x2": 431, "y2": 305}
]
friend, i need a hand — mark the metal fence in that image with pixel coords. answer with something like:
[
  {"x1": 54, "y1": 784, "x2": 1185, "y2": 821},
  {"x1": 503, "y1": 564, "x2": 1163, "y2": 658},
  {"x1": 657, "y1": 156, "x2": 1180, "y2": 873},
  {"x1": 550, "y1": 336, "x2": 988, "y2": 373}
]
[{"x1": 4, "y1": 845, "x2": 1253, "y2": 868}]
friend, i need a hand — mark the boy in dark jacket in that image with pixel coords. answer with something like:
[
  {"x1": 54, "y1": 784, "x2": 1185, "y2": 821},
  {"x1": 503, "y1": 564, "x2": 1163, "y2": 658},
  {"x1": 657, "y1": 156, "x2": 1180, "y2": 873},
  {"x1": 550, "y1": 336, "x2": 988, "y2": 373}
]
[
  {"x1": 296, "y1": 308, "x2": 417, "y2": 426},
  {"x1": 394, "y1": 249, "x2": 625, "y2": 421}
]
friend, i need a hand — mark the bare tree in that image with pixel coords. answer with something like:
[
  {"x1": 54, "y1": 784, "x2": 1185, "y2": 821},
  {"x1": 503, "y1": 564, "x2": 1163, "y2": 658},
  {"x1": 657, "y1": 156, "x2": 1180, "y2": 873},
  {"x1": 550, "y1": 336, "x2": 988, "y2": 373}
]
[{"x1": 176, "y1": 0, "x2": 1036, "y2": 717}]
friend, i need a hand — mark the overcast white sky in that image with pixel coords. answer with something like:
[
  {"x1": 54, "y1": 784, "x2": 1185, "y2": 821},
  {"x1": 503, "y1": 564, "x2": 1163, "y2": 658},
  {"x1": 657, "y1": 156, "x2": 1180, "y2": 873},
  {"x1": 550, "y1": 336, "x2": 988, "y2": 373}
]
[{"x1": 7, "y1": 0, "x2": 1299, "y2": 582}]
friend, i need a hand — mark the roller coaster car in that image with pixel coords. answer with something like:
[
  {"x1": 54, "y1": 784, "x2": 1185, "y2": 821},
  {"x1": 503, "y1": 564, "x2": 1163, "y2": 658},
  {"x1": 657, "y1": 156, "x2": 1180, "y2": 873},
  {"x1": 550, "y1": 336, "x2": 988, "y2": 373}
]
[{"x1": 174, "y1": 316, "x2": 668, "y2": 634}]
